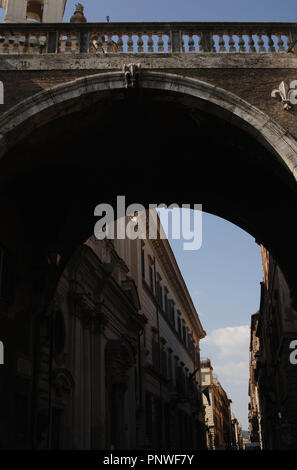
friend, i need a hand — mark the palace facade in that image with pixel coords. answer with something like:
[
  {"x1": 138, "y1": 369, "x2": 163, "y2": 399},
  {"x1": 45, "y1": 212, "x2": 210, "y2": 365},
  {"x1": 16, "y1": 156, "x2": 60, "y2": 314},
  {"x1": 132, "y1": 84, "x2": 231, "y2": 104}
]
[{"x1": 26, "y1": 213, "x2": 206, "y2": 450}]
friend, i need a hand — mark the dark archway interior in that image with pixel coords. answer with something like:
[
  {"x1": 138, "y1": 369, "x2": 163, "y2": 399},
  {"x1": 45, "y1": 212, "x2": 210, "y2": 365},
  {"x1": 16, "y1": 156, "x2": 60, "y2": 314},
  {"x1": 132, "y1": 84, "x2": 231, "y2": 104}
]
[{"x1": 0, "y1": 88, "x2": 296, "y2": 304}]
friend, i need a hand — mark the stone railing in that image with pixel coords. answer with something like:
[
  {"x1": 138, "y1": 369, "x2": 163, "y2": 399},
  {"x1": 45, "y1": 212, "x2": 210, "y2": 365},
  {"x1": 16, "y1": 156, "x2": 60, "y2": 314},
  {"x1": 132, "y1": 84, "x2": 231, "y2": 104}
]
[{"x1": 0, "y1": 22, "x2": 296, "y2": 55}]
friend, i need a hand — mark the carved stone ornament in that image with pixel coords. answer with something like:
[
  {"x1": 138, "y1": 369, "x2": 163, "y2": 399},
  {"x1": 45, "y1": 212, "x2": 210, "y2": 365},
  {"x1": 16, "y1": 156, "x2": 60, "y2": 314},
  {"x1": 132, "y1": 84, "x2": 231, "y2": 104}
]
[
  {"x1": 70, "y1": 3, "x2": 87, "y2": 23},
  {"x1": 123, "y1": 63, "x2": 141, "y2": 88},
  {"x1": 271, "y1": 80, "x2": 297, "y2": 111}
]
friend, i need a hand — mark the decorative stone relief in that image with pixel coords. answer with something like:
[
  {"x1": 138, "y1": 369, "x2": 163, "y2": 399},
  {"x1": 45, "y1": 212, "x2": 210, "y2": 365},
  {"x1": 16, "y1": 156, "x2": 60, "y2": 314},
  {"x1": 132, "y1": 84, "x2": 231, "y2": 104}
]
[
  {"x1": 123, "y1": 63, "x2": 141, "y2": 88},
  {"x1": 271, "y1": 80, "x2": 297, "y2": 110},
  {"x1": 105, "y1": 339, "x2": 135, "y2": 387}
]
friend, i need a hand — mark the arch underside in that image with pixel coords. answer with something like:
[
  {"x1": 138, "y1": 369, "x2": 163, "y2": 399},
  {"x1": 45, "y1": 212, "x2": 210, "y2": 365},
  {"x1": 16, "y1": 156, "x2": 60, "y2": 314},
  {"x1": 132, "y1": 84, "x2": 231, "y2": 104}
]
[{"x1": 0, "y1": 70, "x2": 296, "y2": 305}]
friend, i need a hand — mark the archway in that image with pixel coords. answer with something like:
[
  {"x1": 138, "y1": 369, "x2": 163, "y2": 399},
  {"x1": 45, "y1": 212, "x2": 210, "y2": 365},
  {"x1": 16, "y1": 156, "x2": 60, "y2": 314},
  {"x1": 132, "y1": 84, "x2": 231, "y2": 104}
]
[
  {"x1": 0, "y1": 71, "x2": 296, "y2": 449},
  {"x1": 0, "y1": 70, "x2": 296, "y2": 304}
]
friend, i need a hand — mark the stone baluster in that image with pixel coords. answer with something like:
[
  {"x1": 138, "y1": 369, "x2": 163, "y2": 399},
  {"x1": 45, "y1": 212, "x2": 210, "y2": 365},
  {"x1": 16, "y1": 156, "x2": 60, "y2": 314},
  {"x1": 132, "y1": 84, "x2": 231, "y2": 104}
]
[
  {"x1": 267, "y1": 34, "x2": 276, "y2": 52},
  {"x1": 167, "y1": 33, "x2": 171, "y2": 53},
  {"x1": 65, "y1": 33, "x2": 72, "y2": 53},
  {"x1": 228, "y1": 34, "x2": 236, "y2": 52},
  {"x1": 276, "y1": 33, "x2": 285, "y2": 52},
  {"x1": 107, "y1": 33, "x2": 113, "y2": 53},
  {"x1": 2, "y1": 32, "x2": 10, "y2": 54},
  {"x1": 137, "y1": 33, "x2": 144, "y2": 53},
  {"x1": 257, "y1": 33, "x2": 266, "y2": 52},
  {"x1": 31, "y1": 33, "x2": 41, "y2": 54},
  {"x1": 248, "y1": 33, "x2": 256, "y2": 53},
  {"x1": 147, "y1": 32, "x2": 154, "y2": 52},
  {"x1": 157, "y1": 33, "x2": 164, "y2": 52},
  {"x1": 12, "y1": 32, "x2": 20, "y2": 54},
  {"x1": 238, "y1": 33, "x2": 246, "y2": 52},
  {"x1": 127, "y1": 33, "x2": 134, "y2": 52},
  {"x1": 182, "y1": 36, "x2": 185, "y2": 52},
  {"x1": 117, "y1": 33, "x2": 123, "y2": 52},
  {"x1": 39, "y1": 34, "x2": 47, "y2": 53},
  {"x1": 198, "y1": 34, "x2": 202, "y2": 52},
  {"x1": 188, "y1": 33, "x2": 195, "y2": 52},
  {"x1": 218, "y1": 33, "x2": 226, "y2": 52},
  {"x1": 20, "y1": 33, "x2": 28, "y2": 53},
  {"x1": 95, "y1": 33, "x2": 103, "y2": 53},
  {"x1": 211, "y1": 34, "x2": 216, "y2": 52}
]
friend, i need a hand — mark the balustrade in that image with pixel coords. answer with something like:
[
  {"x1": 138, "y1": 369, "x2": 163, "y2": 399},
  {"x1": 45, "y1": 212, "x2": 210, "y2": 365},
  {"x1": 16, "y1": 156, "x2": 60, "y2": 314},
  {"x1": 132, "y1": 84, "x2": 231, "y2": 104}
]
[{"x1": 0, "y1": 23, "x2": 294, "y2": 55}]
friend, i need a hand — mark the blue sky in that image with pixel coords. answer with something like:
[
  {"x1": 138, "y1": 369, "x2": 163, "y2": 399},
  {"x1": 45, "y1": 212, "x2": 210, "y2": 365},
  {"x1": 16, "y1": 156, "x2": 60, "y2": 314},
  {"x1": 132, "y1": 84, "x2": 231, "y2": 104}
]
[
  {"x1": 1, "y1": 1, "x2": 295, "y2": 22},
  {"x1": 1, "y1": 0, "x2": 291, "y2": 433},
  {"x1": 62, "y1": 0, "x2": 297, "y2": 23},
  {"x1": 160, "y1": 209, "x2": 262, "y2": 430}
]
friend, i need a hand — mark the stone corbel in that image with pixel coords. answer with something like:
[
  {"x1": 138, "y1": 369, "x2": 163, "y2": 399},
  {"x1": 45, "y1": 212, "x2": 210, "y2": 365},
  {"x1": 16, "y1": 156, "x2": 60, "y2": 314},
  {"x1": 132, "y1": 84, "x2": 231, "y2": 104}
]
[
  {"x1": 123, "y1": 63, "x2": 141, "y2": 88},
  {"x1": 271, "y1": 80, "x2": 297, "y2": 110}
]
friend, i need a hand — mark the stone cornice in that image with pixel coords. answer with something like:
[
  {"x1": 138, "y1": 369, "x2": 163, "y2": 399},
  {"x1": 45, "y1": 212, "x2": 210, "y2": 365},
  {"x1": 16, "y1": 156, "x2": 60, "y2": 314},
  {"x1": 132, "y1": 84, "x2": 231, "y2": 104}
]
[{"x1": 1, "y1": 53, "x2": 297, "y2": 71}]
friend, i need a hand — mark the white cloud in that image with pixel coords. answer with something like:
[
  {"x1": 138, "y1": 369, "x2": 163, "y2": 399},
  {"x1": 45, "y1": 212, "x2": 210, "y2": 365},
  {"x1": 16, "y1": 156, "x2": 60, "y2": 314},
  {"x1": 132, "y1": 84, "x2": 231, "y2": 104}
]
[
  {"x1": 200, "y1": 325, "x2": 251, "y2": 429},
  {"x1": 201, "y1": 325, "x2": 250, "y2": 361},
  {"x1": 215, "y1": 361, "x2": 249, "y2": 385}
]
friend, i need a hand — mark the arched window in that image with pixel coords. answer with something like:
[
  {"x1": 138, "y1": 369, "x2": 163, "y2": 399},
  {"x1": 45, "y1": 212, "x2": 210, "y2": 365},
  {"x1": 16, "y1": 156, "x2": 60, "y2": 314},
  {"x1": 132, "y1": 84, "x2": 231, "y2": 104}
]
[{"x1": 26, "y1": 0, "x2": 43, "y2": 22}]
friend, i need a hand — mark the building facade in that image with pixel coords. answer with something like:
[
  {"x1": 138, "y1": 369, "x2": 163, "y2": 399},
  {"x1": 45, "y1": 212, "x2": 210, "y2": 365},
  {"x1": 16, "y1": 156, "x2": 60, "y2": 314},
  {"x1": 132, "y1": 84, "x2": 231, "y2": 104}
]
[
  {"x1": 248, "y1": 245, "x2": 297, "y2": 450},
  {"x1": 0, "y1": 0, "x2": 66, "y2": 23},
  {"x1": 201, "y1": 359, "x2": 233, "y2": 450},
  {"x1": 248, "y1": 312, "x2": 263, "y2": 448},
  {"x1": 231, "y1": 414, "x2": 243, "y2": 450},
  {"x1": 11, "y1": 213, "x2": 207, "y2": 450}
]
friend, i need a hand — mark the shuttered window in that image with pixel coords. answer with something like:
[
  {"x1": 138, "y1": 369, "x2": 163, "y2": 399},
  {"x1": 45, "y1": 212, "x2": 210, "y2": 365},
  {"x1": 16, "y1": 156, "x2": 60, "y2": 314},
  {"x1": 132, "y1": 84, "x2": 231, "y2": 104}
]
[{"x1": 152, "y1": 338, "x2": 160, "y2": 370}]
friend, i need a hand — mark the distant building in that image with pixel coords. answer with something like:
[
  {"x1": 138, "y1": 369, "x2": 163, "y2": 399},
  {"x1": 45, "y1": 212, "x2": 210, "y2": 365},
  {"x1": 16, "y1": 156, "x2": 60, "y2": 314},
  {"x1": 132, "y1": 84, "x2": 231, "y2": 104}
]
[
  {"x1": 248, "y1": 245, "x2": 297, "y2": 450},
  {"x1": 201, "y1": 359, "x2": 233, "y2": 450},
  {"x1": 1, "y1": 0, "x2": 66, "y2": 23},
  {"x1": 248, "y1": 312, "x2": 263, "y2": 448},
  {"x1": 231, "y1": 414, "x2": 243, "y2": 450}
]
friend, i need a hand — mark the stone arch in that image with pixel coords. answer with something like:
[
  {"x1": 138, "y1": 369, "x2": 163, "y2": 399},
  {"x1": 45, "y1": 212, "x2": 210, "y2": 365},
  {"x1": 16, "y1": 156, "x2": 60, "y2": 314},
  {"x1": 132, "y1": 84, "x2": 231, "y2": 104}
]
[
  {"x1": 0, "y1": 70, "x2": 296, "y2": 306},
  {"x1": 0, "y1": 70, "x2": 296, "y2": 182}
]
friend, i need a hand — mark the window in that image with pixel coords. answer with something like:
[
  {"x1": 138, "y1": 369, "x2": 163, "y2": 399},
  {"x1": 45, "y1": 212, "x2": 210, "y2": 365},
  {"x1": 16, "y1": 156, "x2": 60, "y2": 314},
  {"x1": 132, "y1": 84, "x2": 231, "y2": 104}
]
[
  {"x1": 169, "y1": 300, "x2": 175, "y2": 327},
  {"x1": 152, "y1": 338, "x2": 160, "y2": 370},
  {"x1": 188, "y1": 335, "x2": 194, "y2": 356},
  {"x1": 149, "y1": 265, "x2": 154, "y2": 292},
  {"x1": 176, "y1": 364, "x2": 184, "y2": 394},
  {"x1": 164, "y1": 290, "x2": 169, "y2": 317},
  {"x1": 202, "y1": 373, "x2": 206, "y2": 383},
  {"x1": 167, "y1": 351, "x2": 172, "y2": 383},
  {"x1": 26, "y1": 1, "x2": 43, "y2": 22},
  {"x1": 182, "y1": 323, "x2": 187, "y2": 345},
  {"x1": 156, "y1": 275, "x2": 163, "y2": 308},
  {"x1": 141, "y1": 244, "x2": 145, "y2": 279},
  {"x1": 161, "y1": 348, "x2": 167, "y2": 378},
  {"x1": 159, "y1": 285, "x2": 163, "y2": 309}
]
